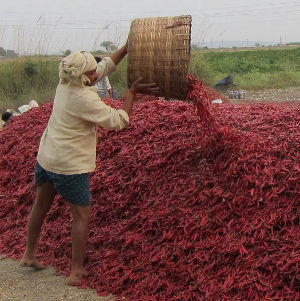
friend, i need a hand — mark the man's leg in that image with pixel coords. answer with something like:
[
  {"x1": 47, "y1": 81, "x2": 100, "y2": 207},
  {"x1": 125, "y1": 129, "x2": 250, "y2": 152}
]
[
  {"x1": 21, "y1": 181, "x2": 56, "y2": 269},
  {"x1": 67, "y1": 203, "x2": 91, "y2": 285}
]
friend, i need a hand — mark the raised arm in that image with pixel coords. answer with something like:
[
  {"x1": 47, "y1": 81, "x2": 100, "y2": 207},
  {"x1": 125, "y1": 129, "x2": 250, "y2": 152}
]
[{"x1": 110, "y1": 41, "x2": 128, "y2": 65}]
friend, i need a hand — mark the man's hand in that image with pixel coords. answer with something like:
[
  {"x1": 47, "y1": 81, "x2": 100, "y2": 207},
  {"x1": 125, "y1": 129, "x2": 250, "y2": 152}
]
[{"x1": 131, "y1": 77, "x2": 159, "y2": 95}]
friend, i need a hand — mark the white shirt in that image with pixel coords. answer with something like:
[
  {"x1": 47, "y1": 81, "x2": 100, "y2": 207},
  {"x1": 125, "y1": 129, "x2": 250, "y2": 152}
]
[
  {"x1": 37, "y1": 57, "x2": 129, "y2": 175},
  {"x1": 95, "y1": 76, "x2": 111, "y2": 95}
]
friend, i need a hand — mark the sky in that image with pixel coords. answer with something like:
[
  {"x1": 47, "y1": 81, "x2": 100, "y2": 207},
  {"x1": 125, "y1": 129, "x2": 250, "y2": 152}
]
[{"x1": 1, "y1": 0, "x2": 300, "y2": 54}]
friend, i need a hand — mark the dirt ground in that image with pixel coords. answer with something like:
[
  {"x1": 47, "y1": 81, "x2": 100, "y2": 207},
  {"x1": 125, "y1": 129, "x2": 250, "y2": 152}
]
[
  {"x1": 234, "y1": 86, "x2": 300, "y2": 103},
  {"x1": 0, "y1": 87, "x2": 299, "y2": 301},
  {"x1": 0, "y1": 255, "x2": 114, "y2": 301}
]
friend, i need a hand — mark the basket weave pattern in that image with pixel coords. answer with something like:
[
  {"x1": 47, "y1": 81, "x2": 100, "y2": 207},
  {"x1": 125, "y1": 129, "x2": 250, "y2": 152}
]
[{"x1": 127, "y1": 15, "x2": 191, "y2": 100}]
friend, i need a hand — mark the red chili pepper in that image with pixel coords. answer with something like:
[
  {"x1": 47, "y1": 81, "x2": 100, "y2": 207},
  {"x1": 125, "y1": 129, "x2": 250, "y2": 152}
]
[{"x1": 0, "y1": 79, "x2": 299, "y2": 300}]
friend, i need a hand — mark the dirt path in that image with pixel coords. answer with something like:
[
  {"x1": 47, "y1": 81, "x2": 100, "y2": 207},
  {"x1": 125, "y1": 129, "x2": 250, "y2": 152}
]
[
  {"x1": 239, "y1": 87, "x2": 300, "y2": 102},
  {"x1": 0, "y1": 255, "x2": 113, "y2": 301}
]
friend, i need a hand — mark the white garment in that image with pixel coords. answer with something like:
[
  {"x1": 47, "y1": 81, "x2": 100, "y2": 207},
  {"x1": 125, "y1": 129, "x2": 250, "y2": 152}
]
[
  {"x1": 95, "y1": 76, "x2": 111, "y2": 98},
  {"x1": 37, "y1": 57, "x2": 129, "y2": 175},
  {"x1": 29, "y1": 100, "x2": 39, "y2": 108},
  {"x1": 18, "y1": 104, "x2": 31, "y2": 114},
  {"x1": 18, "y1": 100, "x2": 39, "y2": 114}
]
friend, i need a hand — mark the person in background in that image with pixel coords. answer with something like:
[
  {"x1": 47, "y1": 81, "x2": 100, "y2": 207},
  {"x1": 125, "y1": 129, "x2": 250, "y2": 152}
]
[
  {"x1": 20, "y1": 42, "x2": 159, "y2": 286},
  {"x1": 18, "y1": 100, "x2": 39, "y2": 114},
  {"x1": 1, "y1": 108, "x2": 21, "y2": 127},
  {"x1": 1, "y1": 101, "x2": 39, "y2": 128},
  {"x1": 94, "y1": 57, "x2": 113, "y2": 99},
  {"x1": 1, "y1": 111, "x2": 13, "y2": 127}
]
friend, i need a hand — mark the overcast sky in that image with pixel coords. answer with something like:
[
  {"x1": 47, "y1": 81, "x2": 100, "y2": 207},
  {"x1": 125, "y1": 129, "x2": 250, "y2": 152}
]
[{"x1": 1, "y1": 0, "x2": 299, "y2": 54}]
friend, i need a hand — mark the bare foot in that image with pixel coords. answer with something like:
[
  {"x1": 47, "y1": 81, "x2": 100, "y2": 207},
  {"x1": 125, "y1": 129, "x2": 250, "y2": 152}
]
[
  {"x1": 67, "y1": 271, "x2": 83, "y2": 286},
  {"x1": 20, "y1": 258, "x2": 45, "y2": 270},
  {"x1": 67, "y1": 269, "x2": 88, "y2": 286}
]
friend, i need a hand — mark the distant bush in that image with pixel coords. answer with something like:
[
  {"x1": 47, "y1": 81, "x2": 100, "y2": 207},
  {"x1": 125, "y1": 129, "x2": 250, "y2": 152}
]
[
  {"x1": 109, "y1": 58, "x2": 128, "y2": 96},
  {"x1": 190, "y1": 50, "x2": 214, "y2": 86},
  {"x1": 0, "y1": 57, "x2": 58, "y2": 111}
]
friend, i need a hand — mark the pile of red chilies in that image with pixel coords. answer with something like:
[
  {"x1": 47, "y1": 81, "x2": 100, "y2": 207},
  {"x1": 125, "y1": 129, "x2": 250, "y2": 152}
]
[{"x1": 0, "y1": 75, "x2": 299, "y2": 301}]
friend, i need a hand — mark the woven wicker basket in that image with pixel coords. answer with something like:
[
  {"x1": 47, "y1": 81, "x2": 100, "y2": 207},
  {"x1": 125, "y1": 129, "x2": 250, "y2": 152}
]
[{"x1": 127, "y1": 15, "x2": 191, "y2": 100}]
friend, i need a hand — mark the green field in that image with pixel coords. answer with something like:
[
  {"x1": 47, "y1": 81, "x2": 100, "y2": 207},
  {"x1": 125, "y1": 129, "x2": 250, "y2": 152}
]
[
  {"x1": 192, "y1": 47, "x2": 300, "y2": 89},
  {"x1": 1, "y1": 47, "x2": 300, "y2": 112}
]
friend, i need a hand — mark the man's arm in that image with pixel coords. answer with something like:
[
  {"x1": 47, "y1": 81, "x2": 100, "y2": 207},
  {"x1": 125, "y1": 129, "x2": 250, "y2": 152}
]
[{"x1": 110, "y1": 42, "x2": 128, "y2": 65}]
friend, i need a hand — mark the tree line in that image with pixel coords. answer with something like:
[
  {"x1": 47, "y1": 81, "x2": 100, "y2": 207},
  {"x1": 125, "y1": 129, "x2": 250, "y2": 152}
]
[
  {"x1": 1, "y1": 40, "x2": 118, "y2": 58},
  {"x1": 62, "y1": 40, "x2": 118, "y2": 57}
]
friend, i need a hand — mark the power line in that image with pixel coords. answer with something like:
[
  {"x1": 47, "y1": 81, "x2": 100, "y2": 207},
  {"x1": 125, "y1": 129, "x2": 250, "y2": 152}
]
[
  {"x1": 2, "y1": 1, "x2": 300, "y2": 23},
  {"x1": 2, "y1": 5, "x2": 300, "y2": 30}
]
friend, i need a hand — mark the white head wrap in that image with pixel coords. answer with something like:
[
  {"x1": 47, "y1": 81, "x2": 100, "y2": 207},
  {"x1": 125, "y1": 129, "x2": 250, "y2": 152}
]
[{"x1": 59, "y1": 51, "x2": 97, "y2": 85}]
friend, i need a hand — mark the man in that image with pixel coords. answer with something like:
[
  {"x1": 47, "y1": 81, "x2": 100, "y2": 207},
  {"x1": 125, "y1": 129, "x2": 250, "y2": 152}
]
[
  {"x1": 20, "y1": 42, "x2": 159, "y2": 286},
  {"x1": 94, "y1": 57, "x2": 113, "y2": 99}
]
